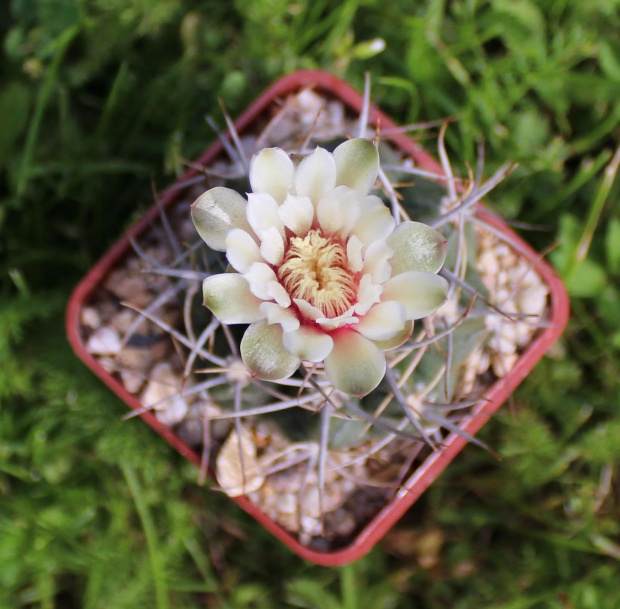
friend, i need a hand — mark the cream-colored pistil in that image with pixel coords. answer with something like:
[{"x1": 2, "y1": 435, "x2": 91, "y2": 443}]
[{"x1": 277, "y1": 230, "x2": 356, "y2": 318}]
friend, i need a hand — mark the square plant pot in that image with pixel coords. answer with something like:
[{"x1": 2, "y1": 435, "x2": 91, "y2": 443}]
[{"x1": 66, "y1": 70, "x2": 569, "y2": 566}]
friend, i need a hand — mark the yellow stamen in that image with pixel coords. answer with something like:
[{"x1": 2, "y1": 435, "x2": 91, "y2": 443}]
[{"x1": 278, "y1": 230, "x2": 357, "y2": 318}]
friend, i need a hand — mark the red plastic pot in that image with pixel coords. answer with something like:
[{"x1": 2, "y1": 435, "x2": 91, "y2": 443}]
[{"x1": 66, "y1": 70, "x2": 570, "y2": 566}]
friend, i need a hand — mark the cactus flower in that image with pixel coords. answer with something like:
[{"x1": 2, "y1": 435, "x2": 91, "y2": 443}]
[{"x1": 192, "y1": 138, "x2": 448, "y2": 396}]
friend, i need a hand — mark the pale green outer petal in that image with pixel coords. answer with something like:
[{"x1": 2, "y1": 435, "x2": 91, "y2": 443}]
[
  {"x1": 225, "y1": 228, "x2": 262, "y2": 273},
  {"x1": 241, "y1": 320, "x2": 301, "y2": 380},
  {"x1": 282, "y1": 325, "x2": 334, "y2": 362},
  {"x1": 351, "y1": 195, "x2": 395, "y2": 246},
  {"x1": 294, "y1": 147, "x2": 337, "y2": 203},
  {"x1": 277, "y1": 194, "x2": 314, "y2": 236},
  {"x1": 356, "y1": 301, "x2": 407, "y2": 341},
  {"x1": 333, "y1": 138, "x2": 379, "y2": 197},
  {"x1": 324, "y1": 329, "x2": 387, "y2": 397},
  {"x1": 191, "y1": 187, "x2": 251, "y2": 251},
  {"x1": 381, "y1": 271, "x2": 449, "y2": 320},
  {"x1": 387, "y1": 221, "x2": 448, "y2": 275},
  {"x1": 249, "y1": 148, "x2": 294, "y2": 203},
  {"x1": 202, "y1": 274, "x2": 264, "y2": 324},
  {"x1": 373, "y1": 320, "x2": 414, "y2": 351}
]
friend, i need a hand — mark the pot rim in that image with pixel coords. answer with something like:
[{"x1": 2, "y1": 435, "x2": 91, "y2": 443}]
[{"x1": 66, "y1": 69, "x2": 570, "y2": 566}]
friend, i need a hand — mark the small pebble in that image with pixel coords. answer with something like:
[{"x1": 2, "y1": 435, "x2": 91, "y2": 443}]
[
  {"x1": 216, "y1": 427, "x2": 264, "y2": 496},
  {"x1": 120, "y1": 369, "x2": 144, "y2": 394},
  {"x1": 81, "y1": 307, "x2": 101, "y2": 329},
  {"x1": 86, "y1": 327, "x2": 121, "y2": 355}
]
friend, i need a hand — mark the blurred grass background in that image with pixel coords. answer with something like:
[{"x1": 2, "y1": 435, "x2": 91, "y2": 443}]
[{"x1": 1, "y1": 0, "x2": 620, "y2": 607}]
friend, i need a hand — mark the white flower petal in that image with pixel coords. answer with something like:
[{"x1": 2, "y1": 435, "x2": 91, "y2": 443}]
[
  {"x1": 191, "y1": 187, "x2": 251, "y2": 251},
  {"x1": 316, "y1": 315, "x2": 359, "y2": 330},
  {"x1": 241, "y1": 320, "x2": 301, "y2": 380},
  {"x1": 246, "y1": 192, "x2": 285, "y2": 240},
  {"x1": 277, "y1": 194, "x2": 315, "y2": 236},
  {"x1": 333, "y1": 138, "x2": 379, "y2": 197},
  {"x1": 351, "y1": 195, "x2": 396, "y2": 246},
  {"x1": 382, "y1": 271, "x2": 449, "y2": 319},
  {"x1": 259, "y1": 302, "x2": 300, "y2": 332},
  {"x1": 244, "y1": 262, "x2": 279, "y2": 301},
  {"x1": 324, "y1": 329, "x2": 386, "y2": 396},
  {"x1": 259, "y1": 226, "x2": 285, "y2": 265},
  {"x1": 202, "y1": 274, "x2": 264, "y2": 324},
  {"x1": 356, "y1": 301, "x2": 407, "y2": 341},
  {"x1": 249, "y1": 147, "x2": 294, "y2": 203},
  {"x1": 340, "y1": 196, "x2": 362, "y2": 236},
  {"x1": 387, "y1": 221, "x2": 448, "y2": 275},
  {"x1": 317, "y1": 186, "x2": 357, "y2": 235},
  {"x1": 354, "y1": 274, "x2": 383, "y2": 315},
  {"x1": 346, "y1": 235, "x2": 364, "y2": 273},
  {"x1": 266, "y1": 281, "x2": 291, "y2": 308},
  {"x1": 225, "y1": 228, "x2": 262, "y2": 273},
  {"x1": 282, "y1": 325, "x2": 334, "y2": 362},
  {"x1": 363, "y1": 240, "x2": 394, "y2": 283},
  {"x1": 294, "y1": 147, "x2": 337, "y2": 203},
  {"x1": 294, "y1": 298, "x2": 323, "y2": 321}
]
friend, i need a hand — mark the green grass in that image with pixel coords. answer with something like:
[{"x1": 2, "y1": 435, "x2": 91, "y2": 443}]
[{"x1": 1, "y1": 0, "x2": 620, "y2": 606}]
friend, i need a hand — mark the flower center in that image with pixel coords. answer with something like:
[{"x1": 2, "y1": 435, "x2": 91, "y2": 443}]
[{"x1": 277, "y1": 230, "x2": 357, "y2": 318}]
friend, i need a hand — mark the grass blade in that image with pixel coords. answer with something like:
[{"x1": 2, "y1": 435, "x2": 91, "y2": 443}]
[{"x1": 120, "y1": 463, "x2": 170, "y2": 609}]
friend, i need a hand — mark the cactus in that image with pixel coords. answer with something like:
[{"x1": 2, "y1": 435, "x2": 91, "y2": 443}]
[{"x1": 81, "y1": 81, "x2": 550, "y2": 549}]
